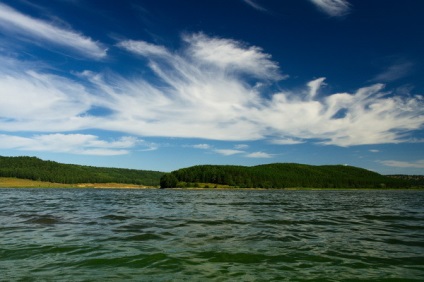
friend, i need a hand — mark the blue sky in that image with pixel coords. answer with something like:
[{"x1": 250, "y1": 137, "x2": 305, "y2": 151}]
[{"x1": 0, "y1": 0, "x2": 423, "y2": 174}]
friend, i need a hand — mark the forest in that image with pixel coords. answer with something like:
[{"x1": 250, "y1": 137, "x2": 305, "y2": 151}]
[
  {"x1": 164, "y1": 163, "x2": 410, "y2": 188},
  {"x1": 387, "y1": 174, "x2": 424, "y2": 187},
  {"x1": 0, "y1": 156, "x2": 164, "y2": 186}
]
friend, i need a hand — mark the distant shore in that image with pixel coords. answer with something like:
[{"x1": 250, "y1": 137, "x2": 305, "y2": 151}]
[
  {"x1": 1, "y1": 178, "x2": 421, "y2": 190},
  {"x1": 0, "y1": 177, "x2": 155, "y2": 189}
]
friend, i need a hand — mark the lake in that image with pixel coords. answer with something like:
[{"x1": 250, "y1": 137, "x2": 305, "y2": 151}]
[{"x1": 1, "y1": 188, "x2": 423, "y2": 281}]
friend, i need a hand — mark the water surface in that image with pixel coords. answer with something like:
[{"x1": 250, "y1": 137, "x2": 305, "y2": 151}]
[{"x1": 1, "y1": 188, "x2": 423, "y2": 281}]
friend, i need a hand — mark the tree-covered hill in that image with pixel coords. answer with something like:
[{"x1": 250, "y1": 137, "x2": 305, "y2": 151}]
[
  {"x1": 0, "y1": 156, "x2": 164, "y2": 186},
  {"x1": 167, "y1": 163, "x2": 409, "y2": 188}
]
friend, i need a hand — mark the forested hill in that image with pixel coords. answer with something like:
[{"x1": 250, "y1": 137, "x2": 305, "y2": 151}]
[
  {"x1": 167, "y1": 163, "x2": 409, "y2": 188},
  {"x1": 0, "y1": 156, "x2": 164, "y2": 186}
]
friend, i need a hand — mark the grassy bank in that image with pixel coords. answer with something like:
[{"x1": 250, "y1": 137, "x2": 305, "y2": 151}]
[{"x1": 0, "y1": 177, "x2": 155, "y2": 189}]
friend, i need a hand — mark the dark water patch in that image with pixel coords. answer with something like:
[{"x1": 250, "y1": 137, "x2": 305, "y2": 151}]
[
  {"x1": 228, "y1": 201, "x2": 286, "y2": 206},
  {"x1": 101, "y1": 214, "x2": 134, "y2": 221},
  {"x1": 260, "y1": 218, "x2": 344, "y2": 226},
  {"x1": 384, "y1": 238, "x2": 424, "y2": 248},
  {"x1": 207, "y1": 234, "x2": 237, "y2": 241},
  {"x1": 387, "y1": 223, "x2": 424, "y2": 231},
  {"x1": 185, "y1": 219, "x2": 245, "y2": 226},
  {"x1": 196, "y1": 251, "x2": 280, "y2": 263},
  {"x1": 127, "y1": 233, "x2": 163, "y2": 241},
  {"x1": 23, "y1": 215, "x2": 62, "y2": 225},
  {"x1": 114, "y1": 222, "x2": 151, "y2": 231},
  {"x1": 73, "y1": 253, "x2": 182, "y2": 270},
  {"x1": 363, "y1": 214, "x2": 423, "y2": 221}
]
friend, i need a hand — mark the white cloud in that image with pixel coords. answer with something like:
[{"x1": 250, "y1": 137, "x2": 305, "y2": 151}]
[
  {"x1": 259, "y1": 82, "x2": 424, "y2": 147},
  {"x1": 184, "y1": 33, "x2": 284, "y2": 80},
  {"x1": 0, "y1": 134, "x2": 141, "y2": 155},
  {"x1": 271, "y1": 138, "x2": 305, "y2": 145},
  {"x1": 380, "y1": 160, "x2": 424, "y2": 169},
  {"x1": 310, "y1": 0, "x2": 351, "y2": 17},
  {"x1": 372, "y1": 61, "x2": 414, "y2": 82},
  {"x1": 0, "y1": 3, "x2": 106, "y2": 59},
  {"x1": 192, "y1": 144, "x2": 212, "y2": 149},
  {"x1": 235, "y1": 144, "x2": 249, "y2": 149},
  {"x1": 215, "y1": 149, "x2": 245, "y2": 156},
  {"x1": 246, "y1": 151, "x2": 273, "y2": 158},
  {"x1": 117, "y1": 40, "x2": 169, "y2": 57},
  {"x1": 243, "y1": 0, "x2": 268, "y2": 12},
  {"x1": 307, "y1": 77, "x2": 326, "y2": 99},
  {"x1": 0, "y1": 57, "x2": 94, "y2": 131}
]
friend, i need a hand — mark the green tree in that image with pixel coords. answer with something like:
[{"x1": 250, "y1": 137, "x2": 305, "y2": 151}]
[{"x1": 160, "y1": 173, "x2": 178, "y2": 188}]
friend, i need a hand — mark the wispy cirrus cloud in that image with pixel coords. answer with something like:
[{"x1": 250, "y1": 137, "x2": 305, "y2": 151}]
[
  {"x1": 235, "y1": 144, "x2": 249, "y2": 149},
  {"x1": 0, "y1": 56, "x2": 94, "y2": 132},
  {"x1": 1, "y1": 33, "x2": 423, "y2": 150},
  {"x1": 380, "y1": 160, "x2": 424, "y2": 169},
  {"x1": 0, "y1": 134, "x2": 142, "y2": 155},
  {"x1": 372, "y1": 61, "x2": 414, "y2": 82},
  {"x1": 116, "y1": 40, "x2": 169, "y2": 57},
  {"x1": 191, "y1": 143, "x2": 273, "y2": 158},
  {"x1": 183, "y1": 33, "x2": 283, "y2": 80},
  {"x1": 192, "y1": 144, "x2": 212, "y2": 150},
  {"x1": 0, "y1": 3, "x2": 106, "y2": 59},
  {"x1": 309, "y1": 0, "x2": 351, "y2": 17},
  {"x1": 270, "y1": 138, "x2": 305, "y2": 145},
  {"x1": 214, "y1": 149, "x2": 245, "y2": 156},
  {"x1": 246, "y1": 151, "x2": 273, "y2": 158}
]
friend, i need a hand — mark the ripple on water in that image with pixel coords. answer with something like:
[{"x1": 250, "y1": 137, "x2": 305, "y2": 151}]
[
  {"x1": 126, "y1": 233, "x2": 164, "y2": 241},
  {"x1": 101, "y1": 214, "x2": 135, "y2": 221},
  {"x1": 23, "y1": 214, "x2": 63, "y2": 225}
]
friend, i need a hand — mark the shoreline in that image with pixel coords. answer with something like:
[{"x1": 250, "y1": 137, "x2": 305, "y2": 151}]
[
  {"x1": 1, "y1": 177, "x2": 421, "y2": 190},
  {"x1": 0, "y1": 177, "x2": 155, "y2": 189}
]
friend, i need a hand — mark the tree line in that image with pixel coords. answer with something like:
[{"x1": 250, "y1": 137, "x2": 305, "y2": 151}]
[
  {"x1": 387, "y1": 175, "x2": 424, "y2": 187},
  {"x1": 1, "y1": 156, "x2": 413, "y2": 188},
  {"x1": 161, "y1": 163, "x2": 409, "y2": 188},
  {"x1": 0, "y1": 156, "x2": 164, "y2": 186}
]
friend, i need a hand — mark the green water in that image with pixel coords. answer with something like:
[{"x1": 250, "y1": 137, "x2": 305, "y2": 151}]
[{"x1": 0, "y1": 188, "x2": 423, "y2": 281}]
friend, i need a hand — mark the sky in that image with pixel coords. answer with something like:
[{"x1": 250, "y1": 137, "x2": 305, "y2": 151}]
[{"x1": 0, "y1": 0, "x2": 423, "y2": 174}]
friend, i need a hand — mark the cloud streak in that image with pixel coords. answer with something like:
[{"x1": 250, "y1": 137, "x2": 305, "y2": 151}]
[
  {"x1": 309, "y1": 0, "x2": 351, "y2": 17},
  {"x1": 380, "y1": 160, "x2": 424, "y2": 169},
  {"x1": 246, "y1": 151, "x2": 273, "y2": 158},
  {"x1": 242, "y1": 0, "x2": 268, "y2": 12},
  {"x1": 0, "y1": 3, "x2": 106, "y2": 59},
  {"x1": 372, "y1": 61, "x2": 414, "y2": 82},
  {"x1": 117, "y1": 40, "x2": 169, "y2": 57},
  {"x1": 0, "y1": 134, "x2": 141, "y2": 155},
  {"x1": 214, "y1": 149, "x2": 245, "y2": 156}
]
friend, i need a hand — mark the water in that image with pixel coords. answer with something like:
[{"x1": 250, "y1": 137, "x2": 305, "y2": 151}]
[{"x1": 1, "y1": 188, "x2": 423, "y2": 281}]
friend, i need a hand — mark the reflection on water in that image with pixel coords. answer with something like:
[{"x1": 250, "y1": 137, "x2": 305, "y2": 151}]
[{"x1": 1, "y1": 188, "x2": 423, "y2": 281}]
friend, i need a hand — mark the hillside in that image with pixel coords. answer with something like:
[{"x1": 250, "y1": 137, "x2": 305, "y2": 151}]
[
  {"x1": 0, "y1": 156, "x2": 164, "y2": 186},
  {"x1": 167, "y1": 163, "x2": 409, "y2": 188}
]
